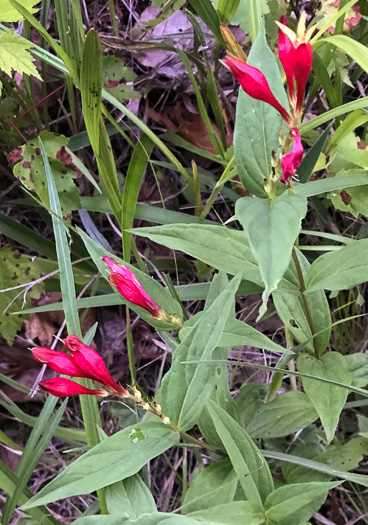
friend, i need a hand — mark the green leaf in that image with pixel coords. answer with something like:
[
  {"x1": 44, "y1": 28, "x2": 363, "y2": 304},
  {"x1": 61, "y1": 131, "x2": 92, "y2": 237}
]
[
  {"x1": 122, "y1": 135, "x2": 154, "y2": 259},
  {"x1": 22, "y1": 420, "x2": 179, "y2": 509},
  {"x1": 0, "y1": 29, "x2": 41, "y2": 78},
  {"x1": 132, "y1": 224, "x2": 262, "y2": 285},
  {"x1": 297, "y1": 352, "x2": 351, "y2": 443},
  {"x1": 180, "y1": 315, "x2": 290, "y2": 354},
  {"x1": 13, "y1": 131, "x2": 80, "y2": 219},
  {"x1": 305, "y1": 239, "x2": 368, "y2": 292},
  {"x1": 182, "y1": 460, "x2": 238, "y2": 514},
  {"x1": 298, "y1": 122, "x2": 333, "y2": 183},
  {"x1": 234, "y1": 383, "x2": 269, "y2": 426},
  {"x1": 207, "y1": 400, "x2": 274, "y2": 505},
  {"x1": 0, "y1": 0, "x2": 38, "y2": 21},
  {"x1": 263, "y1": 448, "x2": 368, "y2": 487},
  {"x1": 188, "y1": 501, "x2": 265, "y2": 525},
  {"x1": 264, "y1": 481, "x2": 340, "y2": 525},
  {"x1": 234, "y1": 24, "x2": 288, "y2": 197},
  {"x1": 346, "y1": 353, "x2": 368, "y2": 388},
  {"x1": 186, "y1": 0, "x2": 224, "y2": 44},
  {"x1": 81, "y1": 30, "x2": 122, "y2": 220},
  {"x1": 105, "y1": 476, "x2": 157, "y2": 518},
  {"x1": 324, "y1": 35, "x2": 368, "y2": 75},
  {"x1": 158, "y1": 274, "x2": 241, "y2": 431},
  {"x1": 0, "y1": 246, "x2": 44, "y2": 344},
  {"x1": 273, "y1": 249, "x2": 331, "y2": 354},
  {"x1": 77, "y1": 227, "x2": 183, "y2": 330},
  {"x1": 294, "y1": 171, "x2": 368, "y2": 198},
  {"x1": 246, "y1": 392, "x2": 318, "y2": 439},
  {"x1": 235, "y1": 193, "x2": 307, "y2": 317}
]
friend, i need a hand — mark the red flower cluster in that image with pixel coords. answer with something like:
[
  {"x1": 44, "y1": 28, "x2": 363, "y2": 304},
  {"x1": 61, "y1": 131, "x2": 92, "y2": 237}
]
[
  {"x1": 224, "y1": 13, "x2": 316, "y2": 183},
  {"x1": 103, "y1": 256, "x2": 165, "y2": 319},
  {"x1": 33, "y1": 335, "x2": 128, "y2": 398}
]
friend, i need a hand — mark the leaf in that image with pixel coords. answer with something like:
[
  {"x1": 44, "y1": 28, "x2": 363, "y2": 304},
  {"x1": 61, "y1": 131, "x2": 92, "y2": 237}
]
[
  {"x1": 294, "y1": 170, "x2": 368, "y2": 198},
  {"x1": 324, "y1": 35, "x2": 368, "y2": 75},
  {"x1": 345, "y1": 353, "x2": 368, "y2": 387},
  {"x1": 72, "y1": 514, "x2": 201, "y2": 525},
  {"x1": 273, "y1": 249, "x2": 331, "y2": 354},
  {"x1": 158, "y1": 274, "x2": 241, "y2": 431},
  {"x1": 246, "y1": 392, "x2": 318, "y2": 439},
  {"x1": 234, "y1": 383, "x2": 269, "y2": 426},
  {"x1": 207, "y1": 400, "x2": 274, "y2": 505},
  {"x1": 77, "y1": 227, "x2": 183, "y2": 330},
  {"x1": 297, "y1": 352, "x2": 351, "y2": 443},
  {"x1": 0, "y1": 30, "x2": 41, "y2": 79},
  {"x1": 234, "y1": 24, "x2": 288, "y2": 197},
  {"x1": 263, "y1": 447, "x2": 368, "y2": 487},
  {"x1": 179, "y1": 316, "x2": 291, "y2": 355},
  {"x1": 132, "y1": 224, "x2": 262, "y2": 285},
  {"x1": 305, "y1": 238, "x2": 368, "y2": 292},
  {"x1": 0, "y1": 1, "x2": 39, "y2": 23},
  {"x1": 0, "y1": 247, "x2": 44, "y2": 344},
  {"x1": 188, "y1": 501, "x2": 265, "y2": 525},
  {"x1": 22, "y1": 420, "x2": 179, "y2": 509},
  {"x1": 13, "y1": 131, "x2": 80, "y2": 219},
  {"x1": 298, "y1": 122, "x2": 333, "y2": 183},
  {"x1": 182, "y1": 460, "x2": 238, "y2": 514},
  {"x1": 105, "y1": 476, "x2": 157, "y2": 518},
  {"x1": 264, "y1": 481, "x2": 340, "y2": 525},
  {"x1": 235, "y1": 192, "x2": 308, "y2": 318}
]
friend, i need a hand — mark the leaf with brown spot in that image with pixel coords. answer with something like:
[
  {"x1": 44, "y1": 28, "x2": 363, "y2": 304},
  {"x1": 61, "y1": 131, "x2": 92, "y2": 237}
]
[
  {"x1": 13, "y1": 131, "x2": 80, "y2": 221},
  {"x1": 0, "y1": 247, "x2": 44, "y2": 345}
]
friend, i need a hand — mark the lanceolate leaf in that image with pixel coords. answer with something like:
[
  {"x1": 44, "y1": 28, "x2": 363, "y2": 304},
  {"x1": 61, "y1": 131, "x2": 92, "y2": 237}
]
[
  {"x1": 234, "y1": 24, "x2": 288, "y2": 197},
  {"x1": 235, "y1": 192, "x2": 308, "y2": 318},
  {"x1": 22, "y1": 421, "x2": 179, "y2": 509},
  {"x1": 297, "y1": 352, "x2": 351, "y2": 443},
  {"x1": 207, "y1": 400, "x2": 274, "y2": 505},
  {"x1": 158, "y1": 274, "x2": 241, "y2": 431},
  {"x1": 264, "y1": 481, "x2": 340, "y2": 525},
  {"x1": 132, "y1": 224, "x2": 262, "y2": 285},
  {"x1": 305, "y1": 238, "x2": 368, "y2": 292}
]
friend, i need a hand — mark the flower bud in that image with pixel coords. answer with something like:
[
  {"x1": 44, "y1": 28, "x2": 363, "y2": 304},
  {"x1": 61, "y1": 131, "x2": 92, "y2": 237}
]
[
  {"x1": 223, "y1": 56, "x2": 291, "y2": 124},
  {"x1": 32, "y1": 347, "x2": 85, "y2": 377},
  {"x1": 39, "y1": 378, "x2": 108, "y2": 397},
  {"x1": 103, "y1": 256, "x2": 165, "y2": 319}
]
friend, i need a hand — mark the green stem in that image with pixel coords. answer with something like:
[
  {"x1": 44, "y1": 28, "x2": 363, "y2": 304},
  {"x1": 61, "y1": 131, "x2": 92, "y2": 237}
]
[
  {"x1": 291, "y1": 248, "x2": 320, "y2": 359},
  {"x1": 125, "y1": 307, "x2": 137, "y2": 386}
]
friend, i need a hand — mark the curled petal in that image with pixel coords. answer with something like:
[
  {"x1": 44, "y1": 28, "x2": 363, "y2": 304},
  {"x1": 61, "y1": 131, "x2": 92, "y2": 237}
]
[
  {"x1": 103, "y1": 256, "x2": 164, "y2": 319},
  {"x1": 281, "y1": 128, "x2": 304, "y2": 182},
  {"x1": 39, "y1": 378, "x2": 108, "y2": 397},
  {"x1": 32, "y1": 347, "x2": 86, "y2": 377},
  {"x1": 223, "y1": 56, "x2": 291, "y2": 124},
  {"x1": 64, "y1": 335, "x2": 128, "y2": 396}
]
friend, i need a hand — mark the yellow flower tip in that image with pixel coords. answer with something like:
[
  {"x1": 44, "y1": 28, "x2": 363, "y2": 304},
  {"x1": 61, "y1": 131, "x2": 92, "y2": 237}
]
[
  {"x1": 276, "y1": 21, "x2": 298, "y2": 45},
  {"x1": 297, "y1": 11, "x2": 307, "y2": 39}
]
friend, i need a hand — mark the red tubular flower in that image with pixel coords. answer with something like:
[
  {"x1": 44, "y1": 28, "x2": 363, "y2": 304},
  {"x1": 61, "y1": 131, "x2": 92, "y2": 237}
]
[
  {"x1": 32, "y1": 347, "x2": 86, "y2": 377},
  {"x1": 103, "y1": 256, "x2": 165, "y2": 319},
  {"x1": 277, "y1": 13, "x2": 316, "y2": 113},
  {"x1": 64, "y1": 335, "x2": 127, "y2": 396},
  {"x1": 39, "y1": 378, "x2": 108, "y2": 398},
  {"x1": 281, "y1": 128, "x2": 304, "y2": 182},
  {"x1": 223, "y1": 56, "x2": 291, "y2": 124}
]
